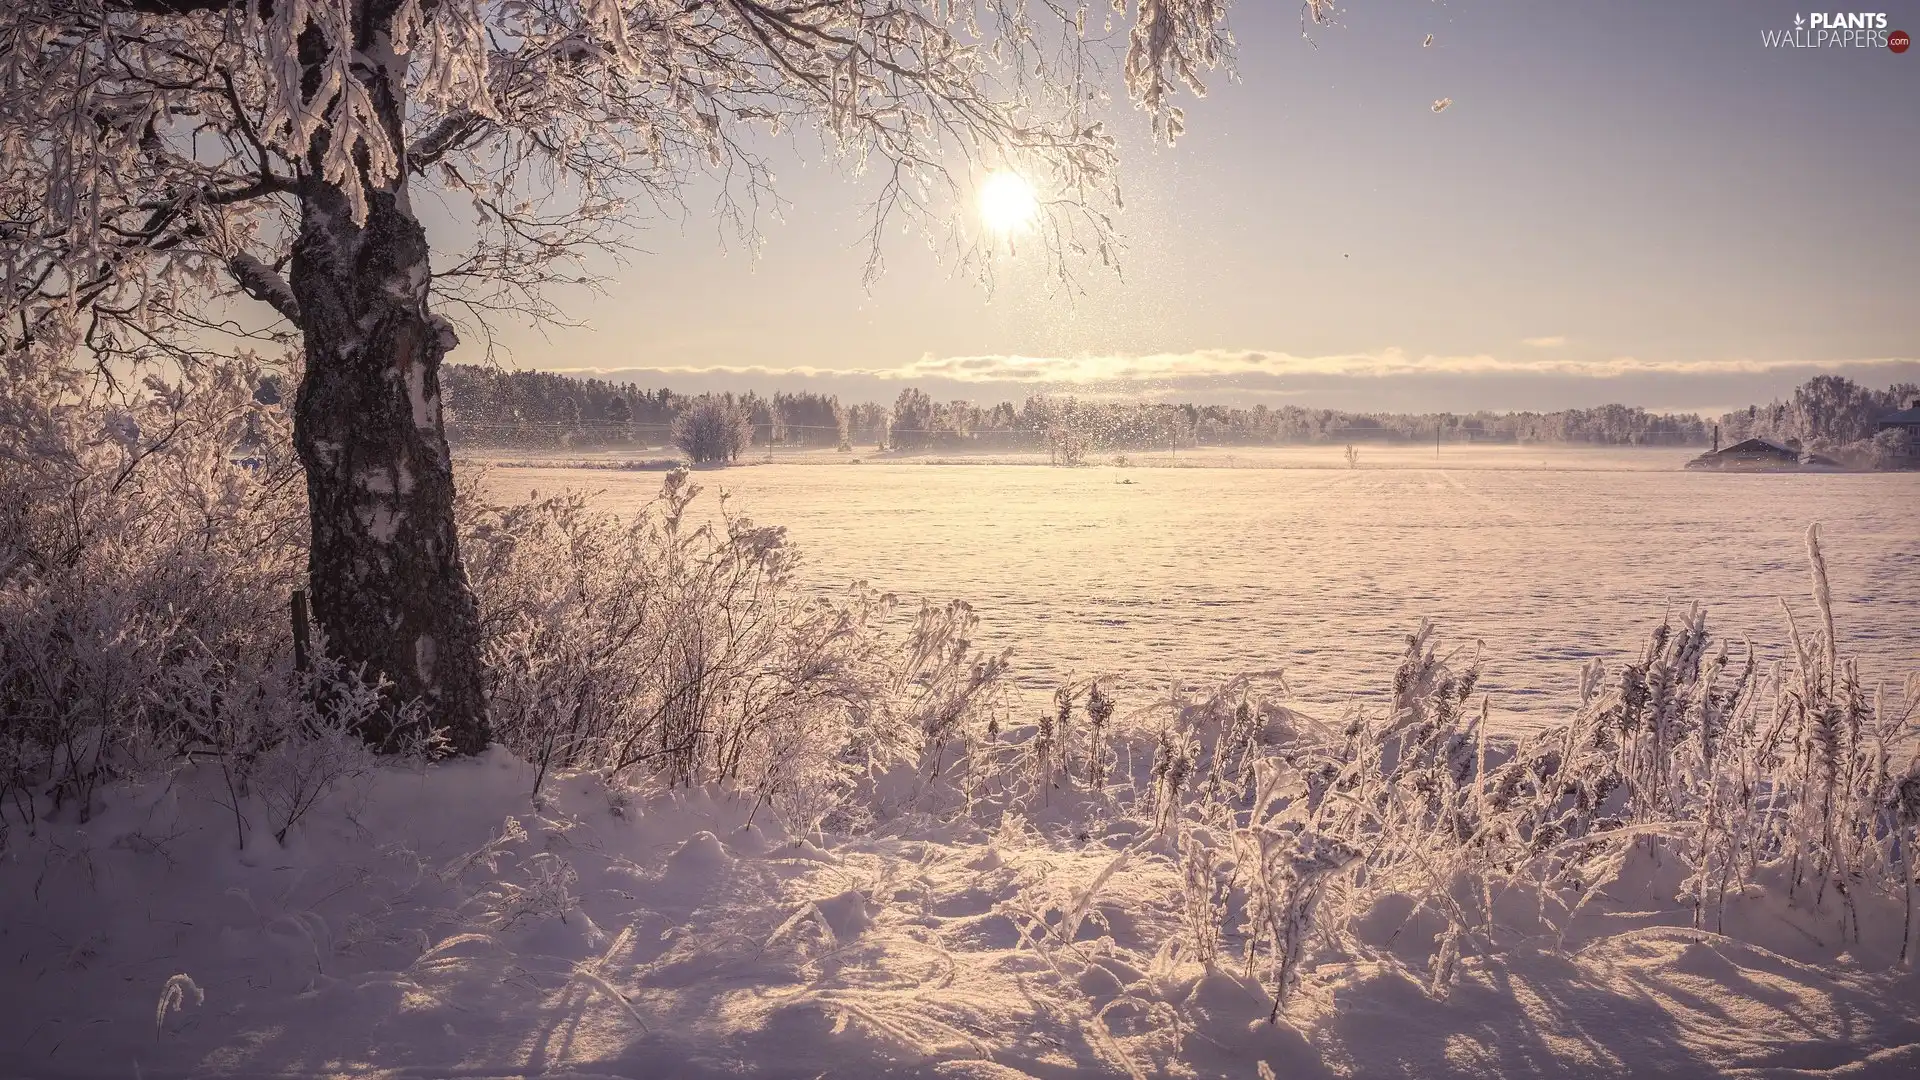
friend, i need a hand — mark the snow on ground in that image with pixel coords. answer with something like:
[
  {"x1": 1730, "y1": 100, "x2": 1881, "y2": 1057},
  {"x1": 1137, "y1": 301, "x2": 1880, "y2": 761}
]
[
  {"x1": 8, "y1": 452, "x2": 1908, "y2": 1079},
  {"x1": 5, "y1": 751, "x2": 1919, "y2": 1080},
  {"x1": 482, "y1": 453, "x2": 1920, "y2": 734}
]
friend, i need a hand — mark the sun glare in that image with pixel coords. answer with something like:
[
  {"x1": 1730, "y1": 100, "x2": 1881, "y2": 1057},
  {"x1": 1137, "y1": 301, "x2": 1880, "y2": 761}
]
[{"x1": 977, "y1": 170, "x2": 1039, "y2": 235}]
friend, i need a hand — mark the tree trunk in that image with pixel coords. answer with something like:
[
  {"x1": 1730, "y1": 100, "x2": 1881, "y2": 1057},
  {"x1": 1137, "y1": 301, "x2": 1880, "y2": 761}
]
[
  {"x1": 289, "y1": 182, "x2": 488, "y2": 754},
  {"x1": 286, "y1": 4, "x2": 488, "y2": 754}
]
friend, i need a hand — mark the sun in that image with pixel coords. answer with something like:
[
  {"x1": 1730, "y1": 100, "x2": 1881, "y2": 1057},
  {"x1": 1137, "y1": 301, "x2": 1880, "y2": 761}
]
[{"x1": 977, "y1": 170, "x2": 1039, "y2": 235}]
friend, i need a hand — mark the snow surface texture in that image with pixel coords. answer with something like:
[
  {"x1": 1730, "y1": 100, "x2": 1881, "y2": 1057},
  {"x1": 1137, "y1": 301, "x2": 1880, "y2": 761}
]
[
  {"x1": 6, "y1": 747, "x2": 1920, "y2": 1080},
  {"x1": 5, "y1": 456, "x2": 1915, "y2": 1079},
  {"x1": 484, "y1": 455, "x2": 1919, "y2": 732}
]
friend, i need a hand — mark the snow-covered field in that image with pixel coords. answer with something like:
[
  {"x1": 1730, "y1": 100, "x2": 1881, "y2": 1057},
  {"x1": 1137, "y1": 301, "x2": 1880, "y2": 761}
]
[
  {"x1": 6, "y1": 449, "x2": 1917, "y2": 1080},
  {"x1": 484, "y1": 449, "x2": 1920, "y2": 731}
]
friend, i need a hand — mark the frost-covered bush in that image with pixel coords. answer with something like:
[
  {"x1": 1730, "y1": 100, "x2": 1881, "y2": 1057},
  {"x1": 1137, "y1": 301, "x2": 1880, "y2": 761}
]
[
  {"x1": 1, "y1": 352, "x2": 1011, "y2": 845},
  {"x1": 0, "y1": 355, "x2": 447, "y2": 849},
  {"x1": 671, "y1": 396, "x2": 751, "y2": 464},
  {"x1": 0, "y1": 354, "x2": 307, "y2": 829},
  {"x1": 463, "y1": 470, "x2": 1009, "y2": 831},
  {"x1": 984, "y1": 529, "x2": 1915, "y2": 1021},
  {"x1": 158, "y1": 626, "x2": 406, "y2": 848},
  {"x1": 1090, "y1": 526, "x2": 1920, "y2": 1018},
  {"x1": 1821, "y1": 428, "x2": 1916, "y2": 471}
]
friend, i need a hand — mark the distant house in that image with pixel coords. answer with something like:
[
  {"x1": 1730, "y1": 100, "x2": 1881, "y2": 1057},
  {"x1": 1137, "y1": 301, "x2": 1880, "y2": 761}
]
[
  {"x1": 1877, "y1": 395, "x2": 1920, "y2": 446},
  {"x1": 1685, "y1": 437, "x2": 1810, "y2": 471}
]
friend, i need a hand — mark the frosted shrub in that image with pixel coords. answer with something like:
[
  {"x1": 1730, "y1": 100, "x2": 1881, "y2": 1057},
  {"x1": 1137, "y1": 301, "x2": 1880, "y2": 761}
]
[
  {"x1": 0, "y1": 354, "x2": 434, "y2": 850},
  {"x1": 1447, "y1": 526, "x2": 1919, "y2": 944},
  {"x1": 888, "y1": 600, "x2": 1012, "y2": 788},
  {"x1": 1031, "y1": 709, "x2": 1058, "y2": 802},
  {"x1": 1821, "y1": 428, "x2": 1915, "y2": 471},
  {"x1": 470, "y1": 850, "x2": 581, "y2": 930},
  {"x1": 1052, "y1": 686, "x2": 1077, "y2": 778},
  {"x1": 2, "y1": 356, "x2": 1010, "y2": 846},
  {"x1": 1895, "y1": 768, "x2": 1920, "y2": 962},
  {"x1": 1178, "y1": 830, "x2": 1227, "y2": 965},
  {"x1": 967, "y1": 528, "x2": 1911, "y2": 1020},
  {"x1": 1237, "y1": 823, "x2": 1362, "y2": 1019},
  {"x1": 1111, "y1": 526, "x2": 1919, "y2": 1020},
  {"x1": 246, "y1": 644, "x2": 402, "y2": 844},
  {"x1": 0, "y1": 355, "x2": 305, "y2": 832},
  {"x1": 671, "y1": 397, "x2": 751, "y2": 464},
  {"x1": 151, "y1": 626, "x2": 399, "y2": 847},
  {"x1": 464, "y1": 470, "x2": 1009, "y2": 827},
  {"x1": 1085, "y1": 682, "x2": 1116, "y2": 786}
]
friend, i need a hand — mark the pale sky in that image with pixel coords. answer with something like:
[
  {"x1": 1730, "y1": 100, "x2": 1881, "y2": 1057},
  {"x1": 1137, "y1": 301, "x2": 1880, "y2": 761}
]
[{"x1": 463, "y1": 0, "x2": 1920, "y2": 414}]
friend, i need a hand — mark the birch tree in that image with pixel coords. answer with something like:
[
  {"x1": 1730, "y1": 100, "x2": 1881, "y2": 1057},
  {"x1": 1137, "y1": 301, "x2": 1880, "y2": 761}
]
[{"x1": 1, "y1": 0, "x2": 1243, "y2": 753}]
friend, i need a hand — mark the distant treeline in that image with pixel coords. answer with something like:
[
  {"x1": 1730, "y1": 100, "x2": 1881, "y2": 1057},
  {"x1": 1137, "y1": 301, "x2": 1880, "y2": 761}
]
[
  {"x1": 440, "y1": 366, "x2": 1917, "y2": 456},
  {"x1": 441, "y1": 366, "x2": 887, "y2": 449}
]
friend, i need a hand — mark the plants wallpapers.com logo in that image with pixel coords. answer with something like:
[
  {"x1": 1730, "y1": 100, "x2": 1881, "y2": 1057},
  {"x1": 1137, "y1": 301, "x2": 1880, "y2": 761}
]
[{"x1": 1761, "y1": 11, "x2": 1910, "y2": 49}]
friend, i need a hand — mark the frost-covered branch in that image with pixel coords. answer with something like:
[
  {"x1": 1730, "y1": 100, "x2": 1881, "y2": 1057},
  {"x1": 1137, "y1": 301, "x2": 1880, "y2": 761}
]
[
  {"x1": 226, "y1": 252, "x2": 298, "y2": 322},
  {"x1": 4, "y1": 0, "x2": 1239, "y2": 365}
]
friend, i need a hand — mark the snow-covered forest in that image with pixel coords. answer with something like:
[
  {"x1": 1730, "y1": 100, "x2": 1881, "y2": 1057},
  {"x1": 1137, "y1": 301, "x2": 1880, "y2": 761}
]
[{"x1": 439, "y1": 366, "x2": 1919, "y2": 460}]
